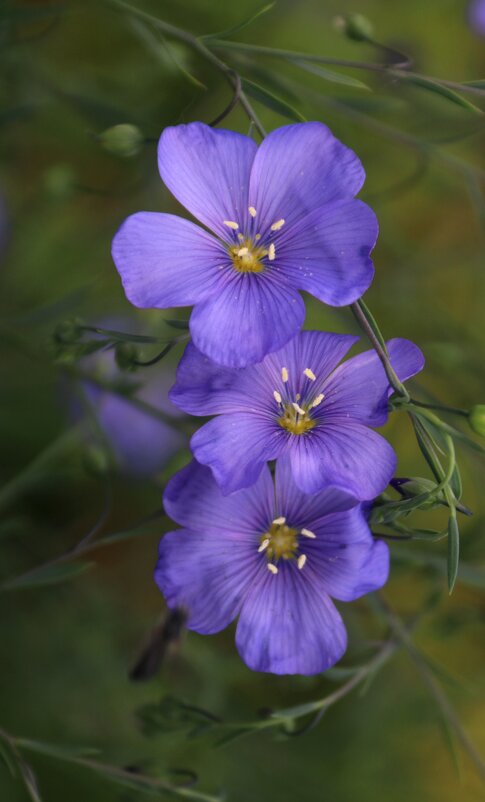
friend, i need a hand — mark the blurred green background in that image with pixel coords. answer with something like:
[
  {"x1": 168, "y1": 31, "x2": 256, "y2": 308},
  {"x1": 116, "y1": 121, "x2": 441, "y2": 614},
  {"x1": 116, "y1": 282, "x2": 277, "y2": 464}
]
[{"x1": 1, "y1": 0, "x2": 485, "y2": 800}]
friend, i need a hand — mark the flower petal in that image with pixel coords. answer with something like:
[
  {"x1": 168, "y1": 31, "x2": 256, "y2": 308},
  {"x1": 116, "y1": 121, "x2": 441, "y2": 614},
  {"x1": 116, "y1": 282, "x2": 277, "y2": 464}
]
[
  {"x1": 190, "y1": 274, "x2": 305, "y2": 368},
  {"x1": 236, "y1": 564, "x2": 347, "y2": 675},
  {"x1": 289, "y1": 422, "x2": 397, "y2": 500},
  {"x1": 323, "y1": 339, "x2": 425, "y2": 426},
  {"x1": 248, "y1": 122, "x2": 365, "y2": 235},
  {"x1": 112, "y1": 212, "x2": 225, "y2": 308},
  {"x1": 169, "y1": 343, "x2": 244, "y2": 415},
  {"x1": 158, "y1": 123, "x2": 257, "y2": 239},
  {"x1": 309, "y1": 534, "x2": 389, "y2": 602},
  {"x1": 155, "y1": 527, "x2": 258, "y2": 634},
  {"x1": 277, "y1": 199, "x2": 377, "y2": 306},
  {"x1": 191, "y1": 413, "x2": 288, "y2": 495},
  {"x1": 163, "y1": 460, "x2": 274, "y2": 534},
  {"x1": 274, "y1": 456, "x2": 359, "y2": 526}
]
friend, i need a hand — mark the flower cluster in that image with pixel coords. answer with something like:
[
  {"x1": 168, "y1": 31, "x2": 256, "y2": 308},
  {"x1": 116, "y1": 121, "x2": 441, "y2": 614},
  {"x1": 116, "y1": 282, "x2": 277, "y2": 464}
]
[{"x1": 112, "y1": 121, "x2": 424, "y2": 675}]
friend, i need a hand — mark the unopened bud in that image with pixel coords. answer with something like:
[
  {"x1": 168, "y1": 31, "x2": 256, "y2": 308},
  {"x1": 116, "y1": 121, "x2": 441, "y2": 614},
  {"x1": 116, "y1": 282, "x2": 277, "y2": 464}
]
[
  {"x1": 115, "y1": 341, "x2": 139, "y2": 371},
  {"x1": 468, "y1": 405, "x2": 485, "y2": 437},
  {"x1": 334, "y1": 13, "x2": 374, "y2": 42},
  {"x1": 53, "y1": 318, "x2": 84, "y2": 345},
  {"x1": 391, "y1": 477, "x2": 440, "y2": 509},
  {"x1": 99, "y1": 124, "x2": 143, "y2": 158}
]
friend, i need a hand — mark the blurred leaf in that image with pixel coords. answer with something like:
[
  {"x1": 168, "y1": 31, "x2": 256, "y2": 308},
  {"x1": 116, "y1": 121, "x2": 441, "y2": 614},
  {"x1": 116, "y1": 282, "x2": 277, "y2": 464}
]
[
  {"x1": 203, "y1": 3, "x2": 275, "y2": 41},
  {"x1": 2, "y1": 561, "x2": 93, "y2": 591},
  {"x1": 16, "y1": 739, "x2": 100, "y2": 760},
  {"x1": 291, "y1": 59, "x2": 370, "y2": 90},
  {"x1": 137, "y1": 696, "x2": 219, "y2": 738},
  {"x1": 447, "y1": 517, "x2": 460, "y2": 594},
  {"x1": 450, "y1": 463, "x2": 462, "y2": 500},
  {"x1": 398, "y1": 75, "x2": 484, "y2": 115},
  {"x1": 0, "y1": 739, "x2": 17, "y2": 777},
  {"x1": 241, "y1": 78, "x2": 305, "y2": 122},
  {"x1": 164, "y1": 318, "x2": 190, "y2": 330}
]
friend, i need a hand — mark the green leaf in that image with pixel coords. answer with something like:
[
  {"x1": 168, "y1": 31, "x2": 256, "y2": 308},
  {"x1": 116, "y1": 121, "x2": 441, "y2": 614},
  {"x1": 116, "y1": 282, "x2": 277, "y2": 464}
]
[
  {"x1": 398, "y1": 74, "x2": 484, "y2": 115},
  {"x1": 450, "y1": 463, "x2": 462, "y2": 500},
  {"x1": 202, "y1": 3, "x2": 275, "y2": 41},
  {"x1": 462, "y1": 80, "x2": 485, "y2": 90},
  {"x1": 164, "y1": 318, "x2": 190, "y2": 330},
  {"x1": 16, "y1": 739, "x2": 100, "y2": 761},
  {"x1": 447, "y1": 516, "x2": 460, "y2": 594},
  {"x1": 2, "y1": 561, "x2": 93, "y2": 591},
  {"x1": 0, "y1": 740, "x2": 17, "y2": 777},
  {"x1": 291, "y1": 59, "x2": 370, "y2": 90},
  {"x1": 241, "y1": 78, "x2": 306, "y2": 122}
]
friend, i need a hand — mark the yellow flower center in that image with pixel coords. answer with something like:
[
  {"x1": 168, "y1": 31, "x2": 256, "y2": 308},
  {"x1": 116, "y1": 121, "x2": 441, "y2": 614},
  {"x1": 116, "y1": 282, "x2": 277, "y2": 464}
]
[
  {"x1": 260, "y1": 521, "x2": 299, "y2": 561},
  {"x1": 229, "y1": 238, "x2": 266, "y2": 274},
  {"x1": 278, "y1": 403, "x2": 316, "y2": 435}
]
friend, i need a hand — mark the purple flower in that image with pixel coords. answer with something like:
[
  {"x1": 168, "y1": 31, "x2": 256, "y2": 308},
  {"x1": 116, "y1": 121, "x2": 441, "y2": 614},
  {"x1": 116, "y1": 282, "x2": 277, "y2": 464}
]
[
  {"x1": 155, "y1": 459, "x2": 389, "y2": 675},
  {"x1": 468, "y1": 0, "x2": 485, "y2": 35},
  {"x1": 169, "y1": 332, "x2": 424, "y2": 500},
  {"x1": 112, "y1": 122, "x2": 378, "y2": 368}
]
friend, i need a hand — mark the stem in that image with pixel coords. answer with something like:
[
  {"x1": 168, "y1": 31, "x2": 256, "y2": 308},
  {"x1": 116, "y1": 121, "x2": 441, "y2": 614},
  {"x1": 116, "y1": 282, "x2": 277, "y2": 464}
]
[
  {"x1": 408, "y1": 398, "x2": 468, "y2": 418},
  {"x1": 350, "y1": 299, "x2": 410, "y2": 399},
  {"x1": 104, "y1": 0, "x2": 267, "y2": 136}
]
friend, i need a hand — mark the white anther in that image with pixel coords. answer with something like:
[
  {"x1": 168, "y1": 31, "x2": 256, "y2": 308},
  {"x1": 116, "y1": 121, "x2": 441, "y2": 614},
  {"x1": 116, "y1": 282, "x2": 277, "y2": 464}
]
[
  {"x1": 237, "y1": 247, "x2": 249, "y2": 256},
  {"x1": 301, "y1": 528, "x2": 316, "y2": 539},
  {"x1": 297, "y1": 554, "x2": 307, "y2": 570},
  {"x1": 237, "y1": 233, "x2": 244, "y2": 241},
  {"x1": 223, "y1": 220, "x2": 239, "y2": 230},
  {"x1": 255, "y1": 233, "x2": 261, "y2": 240},
  {"x1": 291, "y1": 402, "x2": 306, "y2": 416},
  {"x1": 281, "y1": 367, "x2": 289, "y2": 382},
  {"x1": 267, "y1": 563, "x2": 278, "y2": 575},
  {"x1": 248, "y1": 206, "x2": 257, "y2": 217},
  {"x1": 268, "y1": 243, "x2": 276, "y2": 261},
  {"x1": 304, "y1": 368, "x2": 316, "y2": 381},
  {"x1": 273, "y1": 390, "x2": 282, "y2": 404},
  {"x1": 270, "y1": 218, "x2": 285, "y2": 231},
  {"x1": 273, "y1": 516, "x2": 286, "y2": 525},
  {"x1": 311, "y1": 393, "x2": 325, "y2": 409},
  {"x1": 258, "y1": 538, "x2": 270, "y2": 553}
]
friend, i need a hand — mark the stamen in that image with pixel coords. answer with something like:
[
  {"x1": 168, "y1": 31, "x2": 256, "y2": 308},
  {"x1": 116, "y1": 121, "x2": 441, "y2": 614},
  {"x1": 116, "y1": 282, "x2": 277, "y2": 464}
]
[
  {"x1": 223, "y1": 220, "x2": 239, "y2": 230},
  {"x1": 304, "y1": 368, "x2": 316, "y2": 381},
  {"x1": 258, "y1": 538, "x2": 270, "y2": 553},
  {"x1": 270, "y1": 218, "x2": 285, "y2": 231},
  {"x1": 268, "y1": 243, "x2": 276, "y2": 261},
  {"x1": 297, "y1": 554, "x2": 307, "y2": 570},
  {"x1": 301, "y1": 528, "x2": 316, "y2": 539},
  {"x1": 237, "y1": 233, "x2": 244, "y2": 241},
  {"x1": 311, "y1": 393, "x2": 325, "y2": 408},
  {"x1": 273, "y1": 390, "x2": 282, "y2": 404},
  {"x1": 273, "y1": 516, "x2": 286, "y2": 525},
  {"x1": 291, "y1": 402, "x2": 306, "y2": 416},
  {"x1": 281, "y1": 367, "x2": 289, "y2": 382},
  {"x1": 295, "y1": 393, "x2": 301, "y2": 401},
  {"x1": 248, "y1": 206, "x2": 257, "y2": 217},
  {"x1": 267, "y1": 563, "x2": 278, "y2": 575},
  {"x1": 237, "y1": 247, "x2": 249, "y2": 256},
  {"x1": 255, "y1": 233, "x2": 261, "y2": 241}
]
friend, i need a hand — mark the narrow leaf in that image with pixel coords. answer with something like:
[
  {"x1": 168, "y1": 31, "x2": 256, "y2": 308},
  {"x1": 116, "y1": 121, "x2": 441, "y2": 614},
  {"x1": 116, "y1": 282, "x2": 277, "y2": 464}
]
[
  {"x1": 291, "y1": 59, "x2": 370, "y2": 90},
  {"x1": 241, "y1": 78, "x2": 306, "y2": 122},
  {"x1": 398, "y1": 74, "x2": 484, "y2": 115},
  {"x1": 202, "y1": 3, "x2": 275, "y2": 41},
  {"x1": 447, "y1": 516, "x2": 460, "y2": 594},
  {"x1": 2, "y1": 561, "x2": 93, "y2": 591}
]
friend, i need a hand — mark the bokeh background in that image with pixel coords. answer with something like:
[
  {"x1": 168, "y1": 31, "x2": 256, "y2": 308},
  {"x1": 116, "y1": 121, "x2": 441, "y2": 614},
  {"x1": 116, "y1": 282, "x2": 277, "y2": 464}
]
[{"x1": 1, "y1": 0, "x2": 484, "y2": 800}]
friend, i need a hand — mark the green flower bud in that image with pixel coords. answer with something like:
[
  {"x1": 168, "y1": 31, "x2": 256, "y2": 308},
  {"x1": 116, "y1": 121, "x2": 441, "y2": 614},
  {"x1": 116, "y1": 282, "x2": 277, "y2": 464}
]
[
  {"x1": 99, "y1": 124, "x2": 143, "y2": 158},
  {"x1": 469, "y1": 404, "x2": 485, "y2": 437},
  {"x1": 334, "y1": 13, "x2": 374, "y2": 42},
  {"x1": 115, "y1": 341, "x2": 139, "y2": 371},
  {"x1": 391, "y1": 476, "x2": 440, "y2": 509},
  {"x1": 43, "y1": 164, "x2": 77, "y2": 200},
  {"x1": 83, "y1": 445, "x2": 112, "y2": 477},
  {"x1": 53, "y1": 318, "x2": 84, "y2": 345}
]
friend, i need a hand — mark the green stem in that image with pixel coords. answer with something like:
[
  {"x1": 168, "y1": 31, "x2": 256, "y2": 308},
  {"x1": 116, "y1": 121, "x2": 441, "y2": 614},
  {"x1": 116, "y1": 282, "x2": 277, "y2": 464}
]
[
  {"x1": 350, "y1": 299, "x2": 410, "y2": 399},
  {"x1": 408, "y1": 399, "x2": 468, "y2": 418},
  {"x1": 103, "y1": 0, "x2": 267, "y2": 137}
]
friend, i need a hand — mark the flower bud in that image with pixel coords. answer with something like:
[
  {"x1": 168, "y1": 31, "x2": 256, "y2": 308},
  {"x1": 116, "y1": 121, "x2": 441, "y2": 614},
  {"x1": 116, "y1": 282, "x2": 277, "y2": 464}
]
[
  {"x1": 115, "y1": 341, "x2": 139, "y2": 371},
  {"x1": 334, "y1": 13, "x2": 374, "y2": 42},
  {"x1": 391, "y1": 476, "x2": 440, "y2": 509},
  {"x1": 82, "y1": 445, "x2": 112, "y2": 477},
  {"x1": 53, "y1": 318, "x2": 84, "y2": 345},
  {"x1": 468, "y1": 405, "x2": 485, "y2": 437},
  {"x1": 99, "y1": 124, "x2": 143, "y2": 158}
]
